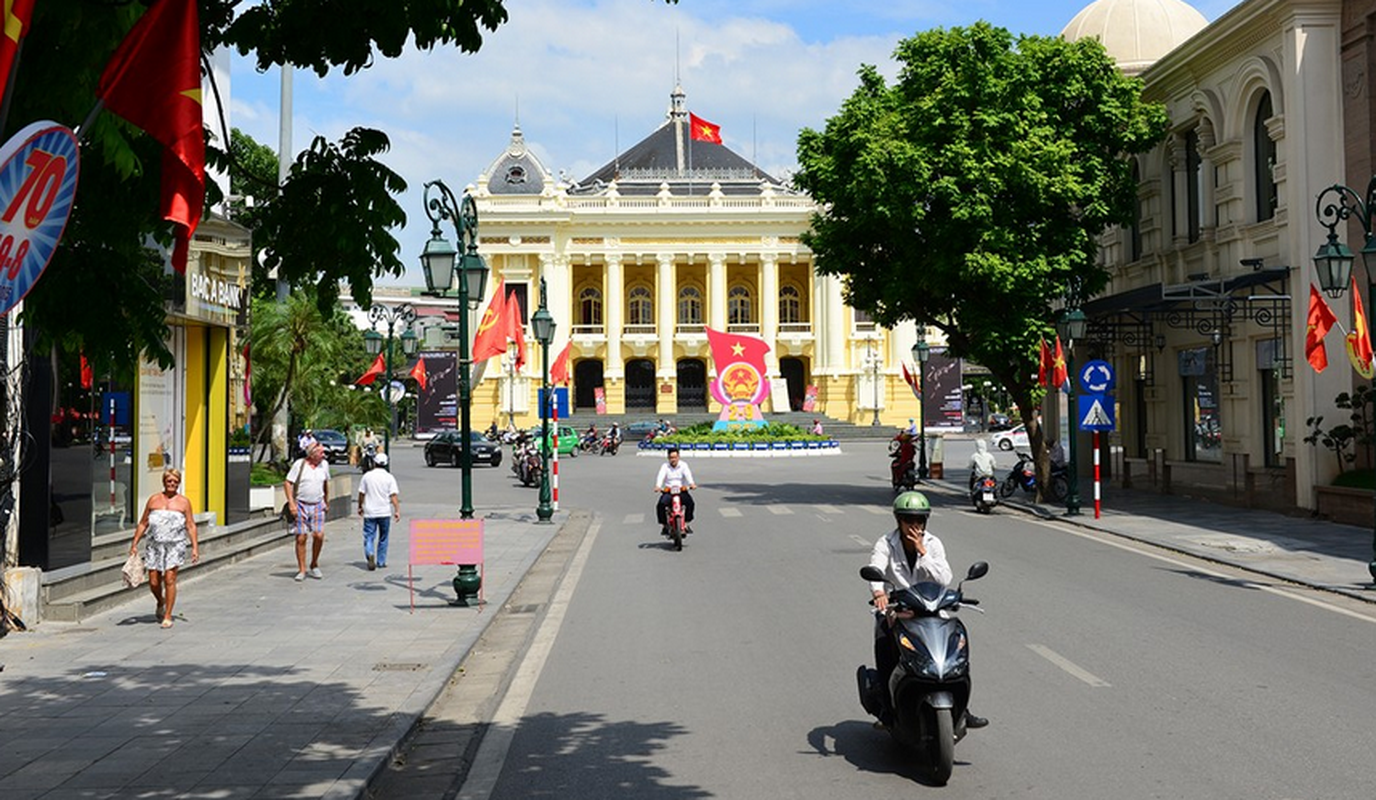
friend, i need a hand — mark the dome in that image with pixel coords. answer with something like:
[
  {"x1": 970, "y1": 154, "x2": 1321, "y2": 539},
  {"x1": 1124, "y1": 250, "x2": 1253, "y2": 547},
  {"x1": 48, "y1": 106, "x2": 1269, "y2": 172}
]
[{"x1": 1061, "y1": 0, "x2": 1208, "y2": 75}]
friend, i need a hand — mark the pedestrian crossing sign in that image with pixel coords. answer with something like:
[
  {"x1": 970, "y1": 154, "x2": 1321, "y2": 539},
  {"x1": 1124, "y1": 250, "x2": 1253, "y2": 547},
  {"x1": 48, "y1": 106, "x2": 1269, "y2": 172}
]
[{"x1": 1078, "y1": 394, "x2": 1115, "y2": 431}]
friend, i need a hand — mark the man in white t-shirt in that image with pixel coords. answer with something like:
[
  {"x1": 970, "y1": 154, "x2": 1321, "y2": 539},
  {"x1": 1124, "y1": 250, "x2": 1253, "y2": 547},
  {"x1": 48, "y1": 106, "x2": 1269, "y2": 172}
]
[
  {"x1": 285, "y1": 444, "x2": 331, "y2": 581},
  {"x1": 357, "y1": 452, "x2": 401, "y2": 571}
]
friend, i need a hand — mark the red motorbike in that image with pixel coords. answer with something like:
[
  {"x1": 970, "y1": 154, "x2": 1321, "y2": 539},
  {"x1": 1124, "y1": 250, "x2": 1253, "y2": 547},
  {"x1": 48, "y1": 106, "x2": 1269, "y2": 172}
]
[{"x1": 889, "y1": 432, "x2": 917, "y2": 491}]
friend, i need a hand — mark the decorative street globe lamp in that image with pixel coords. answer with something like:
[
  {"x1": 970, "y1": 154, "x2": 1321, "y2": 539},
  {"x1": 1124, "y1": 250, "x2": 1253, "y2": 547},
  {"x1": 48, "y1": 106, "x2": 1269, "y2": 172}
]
[{"x1": 531, "y1": 278, "x2": 556, "y2": 523}]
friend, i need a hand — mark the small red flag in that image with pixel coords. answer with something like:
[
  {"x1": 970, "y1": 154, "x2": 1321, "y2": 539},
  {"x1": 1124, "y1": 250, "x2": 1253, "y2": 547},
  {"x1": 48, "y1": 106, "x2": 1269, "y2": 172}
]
[
  {"x1": 1346, "y1": 276, "x2": 1375, "y2": 379},
  {"x1": 1307, "y1": 284, "x2": 1338, "y2": 372},
  {"x1": 409, "y1": 357, "x2": 428, "y2": 392},
  {"x1": 96, "y1": 0, "x2": 205, "y2": 274},
  {"x1": 901, "y1": 362, "x2": 921, "y2": 399},
  {"x1": 505, "y1": 289, "x2": 527, "y2": 370},
  {"x1": 1051, "y1": 336, "x2": 1070, "y2": 392},
  {"x1": 550, "y1": 340, "x2": 572, "y2": 385},
  {"x1": 80, "y1": 351, "x2": 93, "y2": 390},
  {"x1": 0, "y1": 0, "x2": 36, "y2": 104},
  {"x1": 355, "y1": 353, "x2": 386, "y2": 386},
  {"x1": 689, "y1": 112, "x2": 722, "y2": 144},
  {"x1": 471, "y1": 279, "x2": 508, "y2": 362},
  {"x1": 1038, "y1": 338, "x2": 1051, "y2": 387}
]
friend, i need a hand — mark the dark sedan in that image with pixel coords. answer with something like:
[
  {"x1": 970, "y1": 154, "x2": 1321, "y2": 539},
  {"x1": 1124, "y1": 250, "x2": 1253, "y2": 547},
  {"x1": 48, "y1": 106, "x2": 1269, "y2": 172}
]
[
  {"x1": 313, "y1": 429, "x2": 350, "y2": 464},
  {"x1": 625, "y1": 420, "x2": 661, "y2": 440},
  {"x1": 424, "y1": 430, "x2": 502, "y2": 467}
]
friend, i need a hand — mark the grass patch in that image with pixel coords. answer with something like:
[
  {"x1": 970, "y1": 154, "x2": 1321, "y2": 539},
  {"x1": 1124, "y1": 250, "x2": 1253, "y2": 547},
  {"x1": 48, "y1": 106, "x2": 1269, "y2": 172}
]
[
  {"x1": 652, "y1": 422, "x2": 829, "y2": 445},
  {"x1": 1333, "y1": 469, "x2": 1376, "y2": 491},
  {"x1": 251, "y1": 463, "x2": 286, "y2": 487}
]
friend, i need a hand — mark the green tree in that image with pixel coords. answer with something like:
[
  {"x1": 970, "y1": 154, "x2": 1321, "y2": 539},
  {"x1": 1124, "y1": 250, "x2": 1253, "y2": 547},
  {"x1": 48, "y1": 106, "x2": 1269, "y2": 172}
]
[{"x1": 795, "y1": 23, "x2": 1167, "y2": 490}]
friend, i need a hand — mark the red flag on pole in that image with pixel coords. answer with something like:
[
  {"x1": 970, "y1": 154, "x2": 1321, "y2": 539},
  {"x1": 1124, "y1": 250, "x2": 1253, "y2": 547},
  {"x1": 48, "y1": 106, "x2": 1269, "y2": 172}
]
[
  {"x1": 1346, "y1": 276, "x2": 1375, "y2": 379},
  {"x1": 409, "y1": 357, "x2": 428, "y2": 391},
  {"x1": 1038, "y1": 338, "x2": 1051, "y2": 386},
  {"x1": 0, "y1": 0, "x2": 36, "y2": 104},
  {"x1": 80, "y1": 351, "x2": 93, "y2": 389},
  {"x1": 471, "y1": 279, "x2": 508, "y2": 362},
  {"x1": 550, "y1": 340, "x2": 572, "y2": 385},
  {"x1": 355, "y1": 353, "x2": 385, "y2": 386},
  {"x1": 96, "y1": 0, "x2": 205, "y2": 274},
  {"x1": 506, "y1": 289, "x2": 527, "y2": 370},
  {"x1": 901, "y1": 362, "x2": 921, "y2": 399},
  {"x1": 1051, "y1": 336, "x2": 1070, "y2": 392},
  {"x1": 689, "y1": 112, "x2": 723, "y2": 144},
  {"x1": 1307, "y1": 284, "x2": 1338, "y2": 372}
]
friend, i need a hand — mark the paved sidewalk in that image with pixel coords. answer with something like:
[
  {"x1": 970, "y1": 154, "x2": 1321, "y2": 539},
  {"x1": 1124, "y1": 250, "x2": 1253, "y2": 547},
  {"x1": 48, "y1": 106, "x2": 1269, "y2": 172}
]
[
  {"x1": 934, "y1": 475, "x2": 1376, "y2": 603},
  {"x1": 0, "y1": 503, "x2": 571, "y2": 799}
]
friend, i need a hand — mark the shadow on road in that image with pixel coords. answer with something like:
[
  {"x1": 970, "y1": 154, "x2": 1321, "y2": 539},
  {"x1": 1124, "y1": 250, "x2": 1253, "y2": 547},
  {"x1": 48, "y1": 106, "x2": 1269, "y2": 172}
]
[{"x1": 804, "y1": 719, "x2": 969, "y2": 787}]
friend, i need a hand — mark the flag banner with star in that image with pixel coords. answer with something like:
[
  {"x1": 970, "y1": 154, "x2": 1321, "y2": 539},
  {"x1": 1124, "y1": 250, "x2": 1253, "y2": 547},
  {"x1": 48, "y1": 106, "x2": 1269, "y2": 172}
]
[
  {"x1": 1346, "y1": 276, "x2": 1375, "y2": 378},
  {"x1": 689, "y1": 112, "x2": 722, "y2": 144},
  {"x1": 96, "y1": 0, "x2": 204, "y2": 274},
  {"x1": 0, "y1": 0, "x2": 36, "y2": 106},
  {"x1": 354, "y1": 353, "x2": 385, "y2": 386},
  {"x1": 550, "y1": 340, "x2": 572, "y2": 385},
  {"x1": 471, "y1": 278, "x2": 508, "y2": 362},
  {"x1": 705, "y1": 327, "x2": 771, "y2": 408},
  {"x1": 409, "y1": 357, "x2": 428, "y2": 391},
  {"x1": 1307, "y1": 284, "x2": 1337, "y2": 373},
  {"x1": 1051, "y1": 335, "x2": 1069, "y2": 392}
]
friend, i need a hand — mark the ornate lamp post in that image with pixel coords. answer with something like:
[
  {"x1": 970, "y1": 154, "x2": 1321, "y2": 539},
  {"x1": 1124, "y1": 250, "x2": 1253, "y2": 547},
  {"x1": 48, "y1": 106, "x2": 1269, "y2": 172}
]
[
  {"x1": 867, "y1": 336, "x2": 882, "y2": 426},
  {"x1": 1058, "y1": 306, "x2": 1088, "y2": 516},
  {"x1": 531, "y1": 279, "x2": 556, "y2": 523},
  {"x1": 420, "y1": 180, "x2": 489, "y2": 520},
  {"x1": 1313, "y1": 177, "x2": 1376, "y2": 582},
  {"x1": 364, "y1": 303, "x2": 416, "y2": 458},
  {"x1": 912, "y1": 337, "x2": 930, "y2": 480}
]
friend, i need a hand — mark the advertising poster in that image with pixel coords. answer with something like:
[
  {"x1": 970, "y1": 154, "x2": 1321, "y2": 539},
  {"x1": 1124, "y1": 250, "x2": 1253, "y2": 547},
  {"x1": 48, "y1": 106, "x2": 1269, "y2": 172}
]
[
  {"x1": 923, "y1": 348, "x2": 965, "y2": 430},
  {"x1": 594, "y1": 387, "x2": 606, "y2": 414},
  {"x1": 414, "y1": 351, "x2": 457, "y2": 434},
  {"x1": 802, "y1": 384, "x2": 818, "y2": 413}
]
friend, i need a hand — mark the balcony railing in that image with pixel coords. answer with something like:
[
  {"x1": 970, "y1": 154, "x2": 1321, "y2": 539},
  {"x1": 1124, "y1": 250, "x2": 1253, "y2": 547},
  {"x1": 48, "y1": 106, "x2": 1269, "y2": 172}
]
[
  {"x1": 624, "y1": 324, "x2": 656, "y2": 336},
  {"x1": 727, "y1": 323, "x2": 760, "y2": 334},
  {"x1": 778, "y1": 322, "x2": 812, "y2": 334},
  {"x1": 676, "y1": 323, "x2": 706, "y2": 335},
  {"x1": 571, "y1": 324, "x2": 605, "y2": 336}
]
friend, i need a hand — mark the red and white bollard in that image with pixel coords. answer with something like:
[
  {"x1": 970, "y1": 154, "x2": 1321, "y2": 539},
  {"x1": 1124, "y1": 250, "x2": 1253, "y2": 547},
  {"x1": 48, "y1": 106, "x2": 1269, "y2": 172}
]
[
  {"x1": 1093, "y1": 431, "x2": 1101, "y2": 519},
  {"x1": 552, "y1": 398, "x2": 560, "y2": 511}
]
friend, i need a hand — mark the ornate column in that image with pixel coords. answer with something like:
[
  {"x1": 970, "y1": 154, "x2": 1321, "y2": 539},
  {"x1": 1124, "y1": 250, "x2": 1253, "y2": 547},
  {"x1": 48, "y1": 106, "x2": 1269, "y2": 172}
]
[
  {"x1": 656, "y1": 253, "x2": 675, "y2": 378},
  {"x1": 709, "y1": 254, "x2": 727, "y2": 332},
  {"x1": 606, "y1": 254, "x2": 624, "y2": 380},
  {"x1": 760, "y1": 253, "x2": 779, "y2": 376}
]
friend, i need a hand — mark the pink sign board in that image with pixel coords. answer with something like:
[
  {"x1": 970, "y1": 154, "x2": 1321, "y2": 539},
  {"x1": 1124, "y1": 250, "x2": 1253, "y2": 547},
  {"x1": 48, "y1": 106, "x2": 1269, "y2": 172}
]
[{"x1": 408, "y1": 519, "x2": 484, "y2": 610}]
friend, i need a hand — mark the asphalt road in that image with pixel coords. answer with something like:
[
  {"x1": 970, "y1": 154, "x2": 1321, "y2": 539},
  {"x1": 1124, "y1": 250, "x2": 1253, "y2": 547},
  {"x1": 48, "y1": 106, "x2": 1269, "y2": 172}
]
[{"x1": 385, "y1": 438, "x2": 1376, "y2": 799}]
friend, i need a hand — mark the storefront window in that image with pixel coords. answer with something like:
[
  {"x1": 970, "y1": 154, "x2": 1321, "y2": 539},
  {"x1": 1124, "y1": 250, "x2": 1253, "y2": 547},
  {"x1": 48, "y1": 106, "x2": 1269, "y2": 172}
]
[
  {"x1": 1180, "y1": 346, "x2": 1220, "y2": 462},
  {"x1": 1258, "y1": 339, "x2": 1283, "y2": 467}
]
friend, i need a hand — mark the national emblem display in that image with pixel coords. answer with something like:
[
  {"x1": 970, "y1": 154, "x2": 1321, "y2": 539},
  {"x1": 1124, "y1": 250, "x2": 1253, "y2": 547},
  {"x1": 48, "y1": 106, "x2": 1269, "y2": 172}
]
[{"x1": 705, "y1": 327, "x2": 771, "y2": 430}]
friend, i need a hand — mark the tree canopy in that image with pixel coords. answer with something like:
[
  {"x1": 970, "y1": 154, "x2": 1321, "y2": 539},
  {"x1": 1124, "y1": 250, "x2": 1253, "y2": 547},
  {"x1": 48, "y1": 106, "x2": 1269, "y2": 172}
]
[
  {"x1": 795, "y1": 22, "x2": 1167, "y2": 435},
  {"x1": 7, "y1": 0, "x2": 515, "y2": 372}
]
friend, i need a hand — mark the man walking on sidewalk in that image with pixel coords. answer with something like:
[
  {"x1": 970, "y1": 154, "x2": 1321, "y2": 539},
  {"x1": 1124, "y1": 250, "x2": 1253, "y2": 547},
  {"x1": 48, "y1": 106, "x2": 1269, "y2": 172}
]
[
  {"x1": 357, "y1": 452, "x2": 400, "y2": 570},
  {"x1": 285, "y1": 444, "x2": 331, "y2": 581}
]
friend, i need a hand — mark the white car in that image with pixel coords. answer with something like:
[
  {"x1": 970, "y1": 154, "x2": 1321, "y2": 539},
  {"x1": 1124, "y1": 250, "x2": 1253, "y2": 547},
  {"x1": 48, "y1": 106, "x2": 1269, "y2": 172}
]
[{"x1": 992, "y1": 424, "x2": 1030, "y2": 451}]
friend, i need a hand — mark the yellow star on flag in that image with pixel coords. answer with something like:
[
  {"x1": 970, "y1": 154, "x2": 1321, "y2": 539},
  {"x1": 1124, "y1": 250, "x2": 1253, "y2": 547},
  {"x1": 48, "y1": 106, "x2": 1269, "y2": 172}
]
[{"x1": 731, "y1": 343, "x2": 745, "y2": 356}]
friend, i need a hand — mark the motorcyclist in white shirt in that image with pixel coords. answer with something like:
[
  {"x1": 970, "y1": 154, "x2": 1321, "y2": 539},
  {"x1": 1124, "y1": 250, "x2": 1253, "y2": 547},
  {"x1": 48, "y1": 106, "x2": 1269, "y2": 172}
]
[
  {"x1": 968, "y1": 439, "x2": 999, "y2": 490},
  {"x1": 653, "y1": 447, "x2": 697, "y2": 535}
]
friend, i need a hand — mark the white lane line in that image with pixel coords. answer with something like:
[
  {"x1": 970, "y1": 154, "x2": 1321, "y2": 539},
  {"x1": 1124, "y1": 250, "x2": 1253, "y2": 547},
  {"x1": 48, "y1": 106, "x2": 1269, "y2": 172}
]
[
  {"x1": 849, "y1": 534, "x2": 871, "y2": 548},
  {"x1": 719, "y1": 508, "x2": 743, "y2": 518},
  {"x1": 817, "y1": 504, "x2": 844, "y2": 515},
  {"x1": 767, "y1": 504, "x2": 794, "y2": 515},
  {"x1": 623, "y1": 513, "x2": 644, "y2": 525},
  {"x1": 458, "y1": 517, "x2": 603, "y2": 800},
  {"x1": 860, "y1": 506, "x2": 888, "y2": 515},
  {"x1": 1027, "y1": 644, "x2": 1112, "y2": 688},
  {"x1": 1032, "y1": 518, "x2": 1376, "y2": 625}
]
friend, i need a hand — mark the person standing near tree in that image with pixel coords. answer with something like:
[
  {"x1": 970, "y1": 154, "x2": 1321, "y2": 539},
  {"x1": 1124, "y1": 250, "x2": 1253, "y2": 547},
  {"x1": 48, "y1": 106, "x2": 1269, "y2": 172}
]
[
  {"x1": 357, "y1": 452, "x2": 400, "y2": 571},
  {"x1": 285, "y1": 444, "x2": 331, "y2": 581}
]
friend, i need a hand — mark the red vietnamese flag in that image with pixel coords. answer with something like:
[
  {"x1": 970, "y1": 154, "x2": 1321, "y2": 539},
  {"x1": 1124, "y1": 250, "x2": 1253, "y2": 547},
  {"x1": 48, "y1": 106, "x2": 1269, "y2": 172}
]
[
  {"x1": 96, "y1": 0, "x2": 205, "y2": 274},
  {"x1": 1346, "y1": 276, "x2": 1376, "y2": 379},
  {"x1": 1051, "y1": 336, "x2": 1070, "y2": 392},
  {"x1": 901, "y1": 362, "x2": 920, "y2": 399},
  {"x1": 689, "y1": 112, "x2": 722, "y2": 144},
  {"x1": 471, "y1": 279, "x2": 508, "y2": 362},
  {"x1": 409, "y1": 357, "x2": 428, "y2": 392},
  {"x1": 505, "y1": 288, "x2": 527, "y2": 370},
  {"x1": 0, "y1": 0, "x2": 36, "y2": 103},
  {"x1": 705, "y1": 327, "x2": 771, "y2": 406},
  {"x1": 1307, "y1": 284, "x2": 1338, "y2": 372},
  {"x1": 550, "y1": 340, "x2": 572, "y2": 385},
  {"x1": 80, "y1": 351, "x2": 93, "y2": 389},
  {"x1": 354, "y1": 353, "x2": 385, "y2": 386}
]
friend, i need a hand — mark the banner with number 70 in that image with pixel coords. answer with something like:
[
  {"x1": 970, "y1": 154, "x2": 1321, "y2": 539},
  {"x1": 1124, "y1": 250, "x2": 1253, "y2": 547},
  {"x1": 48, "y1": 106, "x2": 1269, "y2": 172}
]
[{"x1": 0, "y1": 120, "x2": 80, "y2": 317}]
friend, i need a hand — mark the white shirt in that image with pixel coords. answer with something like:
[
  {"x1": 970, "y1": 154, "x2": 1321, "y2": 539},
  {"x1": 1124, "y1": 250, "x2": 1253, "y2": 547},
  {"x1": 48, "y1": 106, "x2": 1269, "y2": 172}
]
[
  {"x1": 358, "y1": 469, "x2": 399, "y2": 518},
  {"x1": 654, "y1": 461, "x2": 696, "y2": 491},
  {"x1": 969, "y1": 450, "x2": 998, "y2": 477},
  {"x1": 868, "y1": 528, "x2": 953, "y2": 596},
  {"x1": 287, "y1": 459, "x2": 330, "y2": 504}
]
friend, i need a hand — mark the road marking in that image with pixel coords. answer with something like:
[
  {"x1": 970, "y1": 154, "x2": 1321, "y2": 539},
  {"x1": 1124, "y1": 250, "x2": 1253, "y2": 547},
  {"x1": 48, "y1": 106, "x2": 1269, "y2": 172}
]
[
  {"x1": 1027, "y1": 644, "x2": 1111, "y2": 687},
  {"x1": 458, "y1": 518, "x2": 603, "y2": 800},
  {"x1": 767, "y1": 504, "x2": 794, "y2": 515},
  {"x1": 623, "y1": 513, "x2": 645, "y2": 525},
  {"x1": 1036, "y1": 519, "x2": 1376, "y2": 625},
  {"x1": 860, "y1": 506, "x2": 888, "y2": 515},
  {"x1": 850, "y1": 534, "x2": 872, "y2": 548},
  {"x1": 817, "y1": 504, "x2": 844, "y2": 515},
  {"x1": 719, "y1": 508, "x2": 742, "y2": 518}
]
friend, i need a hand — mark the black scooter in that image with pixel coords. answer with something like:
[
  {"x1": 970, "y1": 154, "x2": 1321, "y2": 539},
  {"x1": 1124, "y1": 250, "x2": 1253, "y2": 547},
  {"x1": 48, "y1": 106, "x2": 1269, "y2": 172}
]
[{"x1": 857, "y1": 561, "x2": 989, "y2": 785}]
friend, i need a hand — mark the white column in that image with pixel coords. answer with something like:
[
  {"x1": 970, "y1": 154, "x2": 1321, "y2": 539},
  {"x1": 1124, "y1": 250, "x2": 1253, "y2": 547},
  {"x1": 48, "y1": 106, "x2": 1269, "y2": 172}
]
[
  {"x1": 760, "y1": 254, "x2": 779, "y2": 376},
  {"x1": 606, "y1": 254, "x2": 624, "y2": 380},
  {"x1": 823, "y1": 273, "x2": 846, "y2": 376},
  {"x1": 709, "y1": 254, "x2": 727, "y2": 332},
  {"x1": 657, "y1": 253, "x2": 675, "y2": 378}
]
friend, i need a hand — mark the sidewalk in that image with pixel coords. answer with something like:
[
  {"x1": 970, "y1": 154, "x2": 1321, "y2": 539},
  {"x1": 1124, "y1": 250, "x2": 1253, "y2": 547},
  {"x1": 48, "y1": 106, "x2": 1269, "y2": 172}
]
[
  {"x1": 935, "y1": 475, "x2": 1376, "y2": 603},
  {"x1": 0, "y1": 503, "x2": 573, "y2": 799}
]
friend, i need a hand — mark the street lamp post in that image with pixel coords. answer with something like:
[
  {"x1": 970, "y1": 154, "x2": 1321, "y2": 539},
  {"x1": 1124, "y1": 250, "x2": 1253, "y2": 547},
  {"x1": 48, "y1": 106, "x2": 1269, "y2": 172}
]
[
  {"x1": 868, "y1": 336, "x2": 882, "y2": 426},
  {"x1": 912, "y1": 338, "x2": 930, "y2": 480},
  {"x1": 363, "y1": 304, "x2": 417, "y2": 459},
  {"x1": 1058, "y1": 307, "x2": 1087, "y2": 516},
  {"x1": 1313, "y1": 177, "x2": 1376, "y2": 582},
  {"x1": 531, "y1": 279, "x2": 556, "y2": 523},
  {"x1": 420, "y1": 180, "x2": 490, "y2": 520}
]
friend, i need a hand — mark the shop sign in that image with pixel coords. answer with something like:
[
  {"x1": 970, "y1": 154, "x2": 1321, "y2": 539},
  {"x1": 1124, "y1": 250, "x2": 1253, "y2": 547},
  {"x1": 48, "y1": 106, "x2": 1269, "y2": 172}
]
[{"x1": 0, "y1": 120, "x2": 80, "y2": 316}]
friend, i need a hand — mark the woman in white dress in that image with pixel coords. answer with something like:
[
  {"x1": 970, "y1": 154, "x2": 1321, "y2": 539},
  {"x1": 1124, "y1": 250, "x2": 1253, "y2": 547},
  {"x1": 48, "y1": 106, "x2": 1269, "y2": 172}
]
[{"x1": 129, "y1": 468, "x2": 200, "y2": 628}]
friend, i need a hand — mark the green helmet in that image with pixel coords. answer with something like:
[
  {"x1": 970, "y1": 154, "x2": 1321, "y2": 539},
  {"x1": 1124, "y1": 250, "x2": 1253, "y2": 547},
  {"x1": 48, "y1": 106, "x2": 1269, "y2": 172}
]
[{"x1": 893, "y1": 491, "x2": 932, "y2": 518}]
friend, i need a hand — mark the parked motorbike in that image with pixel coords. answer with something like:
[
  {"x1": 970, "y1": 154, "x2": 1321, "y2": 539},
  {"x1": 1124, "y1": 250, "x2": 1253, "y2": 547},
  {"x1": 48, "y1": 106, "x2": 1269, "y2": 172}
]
[
  {"x1": 997, "y1": 451, "x2": 1069, "y2": 502},
  {"x1": 888, "y1": 433, "x2": 917, "y2": 491},
  {"x1": 510, "y1": 433, "x2": 542, "y2": 487},
  {"x1": 857, "y1": 561, "x2": 989, "y2": 786},
  {"x1": 970, "y1": 474, "x2": 998, "y2": 514}
]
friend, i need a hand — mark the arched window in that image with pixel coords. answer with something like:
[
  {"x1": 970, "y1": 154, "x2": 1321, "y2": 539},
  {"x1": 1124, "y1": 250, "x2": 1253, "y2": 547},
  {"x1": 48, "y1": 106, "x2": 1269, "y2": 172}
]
[
  {"x1": 779, "y1": 284, "x2": 801, "y2": 324},
  {"x1": 678, "y1": 286, "x2": 703, "y2": 325},
  {"x1": 628, "y1": 285, "x2": 653, "y2": 326},
  {"x1": 728, "y1": 284, "x2": 753, "y2": 325},
  {"x1": 579, "y1": 287, "x2": 602, "y2": 326},
  {"x1": 1254, "y1": 91, "x2": 1277, "y2": 222}
]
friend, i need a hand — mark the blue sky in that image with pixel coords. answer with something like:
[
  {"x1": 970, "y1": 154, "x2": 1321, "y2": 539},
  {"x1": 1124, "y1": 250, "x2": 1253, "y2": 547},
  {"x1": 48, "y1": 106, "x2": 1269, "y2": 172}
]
[{"x1": 225, "y1": 0, "x2": 1239, "y2": 286}]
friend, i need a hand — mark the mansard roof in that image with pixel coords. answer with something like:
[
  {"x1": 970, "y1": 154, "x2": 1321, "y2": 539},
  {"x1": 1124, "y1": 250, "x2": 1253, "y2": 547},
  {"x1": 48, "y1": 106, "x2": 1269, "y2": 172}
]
[{"x1": 480, "y1": 125, "x2": 549, "y2": 196}]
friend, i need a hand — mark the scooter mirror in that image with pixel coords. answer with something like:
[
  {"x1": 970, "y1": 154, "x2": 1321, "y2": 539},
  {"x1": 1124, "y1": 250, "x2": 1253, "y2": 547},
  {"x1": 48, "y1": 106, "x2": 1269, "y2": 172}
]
[
  {"x1": 966, "y1": 561, "x2": 989, "y2": 581},
  {"x1": 860, "y1": 566, "x2": 886, "y2": 583}
]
